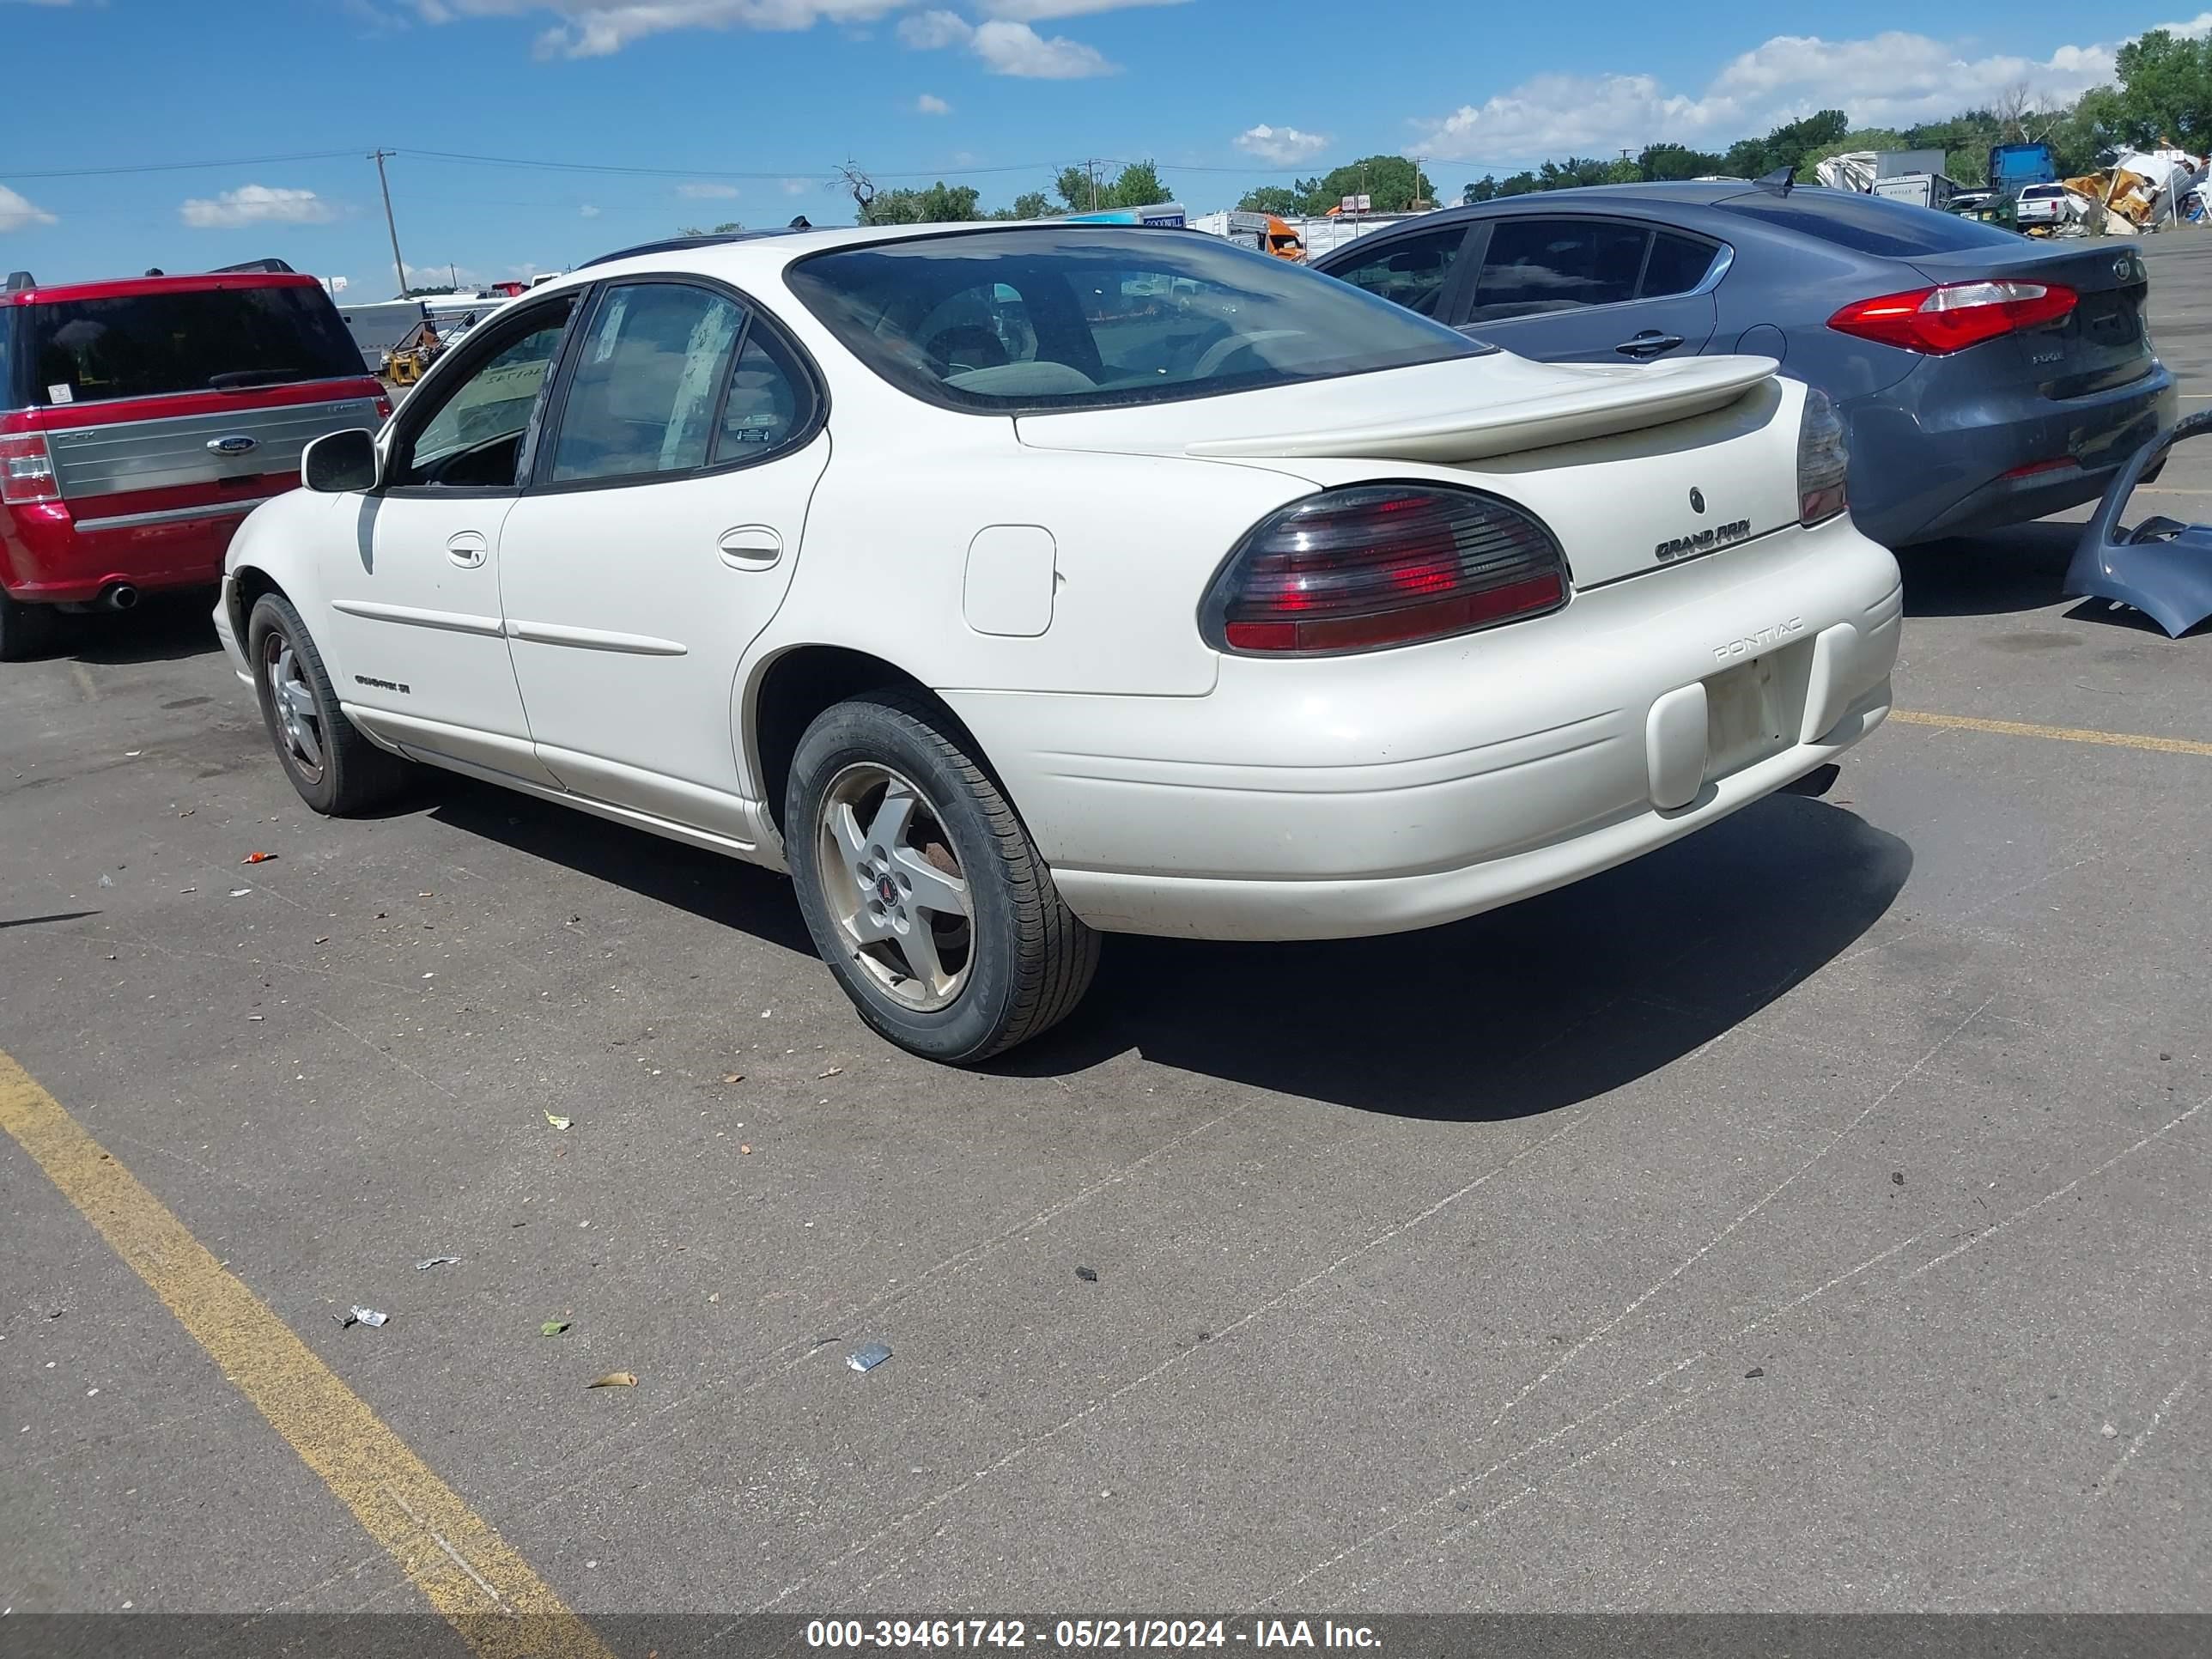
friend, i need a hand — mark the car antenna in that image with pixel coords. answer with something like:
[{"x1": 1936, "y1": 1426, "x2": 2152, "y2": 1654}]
[
  {"x1": 788, "y1": 215, "x2": 811, "y2": 229},
  {"x1": 1753, "y1": 165, "x2": 1796, "y2": 196}
]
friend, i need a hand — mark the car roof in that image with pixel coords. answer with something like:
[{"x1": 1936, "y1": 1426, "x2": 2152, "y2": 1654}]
[
  {"x1": 2, "y1": 270, "x2": 325, "y2": 308},
  {"x1": 543, "y1": 219, "x2": 1216, "y2": 295}
]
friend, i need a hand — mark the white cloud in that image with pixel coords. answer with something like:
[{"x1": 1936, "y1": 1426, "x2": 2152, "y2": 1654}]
[
  {"x1": 0, "y1": 184, "x2": 57, "y2": 232},
  {"x1": 971, "y1": 17, "x2": 1115, "y2": 75},
  {"x1": 897, "y1": 7, "x2": 969, "y2": 47},
  {"x1": 1406, "y1": 20, "x2": 2212, "y2": 167},
  {"x1": 1236, "y1": 124, "x2": 1329, "y2": 166},
  {"x1": 915, "y1": 92, "x2": 951, "y2": 114},
  {"x1": 678, "y1": 180, "x2": 741, "y2": 198},
  {"x1": 898, "y1": 8, "x2": 1115, "y2": 75},
  {"x1": 179, "y1": 185, "x2": 335, "y2": 229},
  {"x1": 404, "y1": 262, "x2": 484, "y2": 288},
  {"x1": 417, "y1": 0, "x2": 908, "y2": 56},
  {"x1": 977, "y1": 0, "x2": 1185, "y2": 16},
  {"x1": 580, "y1": 203, "x2": 602, "y2": 217},
  {"x1": 782, "y1": 177, "x2": 813, "y2": 195}
]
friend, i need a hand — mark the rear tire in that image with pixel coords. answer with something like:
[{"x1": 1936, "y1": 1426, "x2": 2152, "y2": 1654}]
[
  {"x1": 787, "y1": 692, "x2": 1098, "y2": 1064},
  {"x1": 246, "y1": 592, "x2": 413, "y2": 815},
  {"x1": 0, "y1": 589, "x2": 57, "y2": 662}
]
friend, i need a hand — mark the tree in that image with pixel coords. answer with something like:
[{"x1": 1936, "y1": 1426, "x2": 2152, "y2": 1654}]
[
  {"x1": 2114, "y1": 28, "x2": 2212, "y2": 148},
  {"x1": 1054, "y1": 161, "x2": 1172, "y2": 213},
  {"x1": 856, "y1": 182, "x2": 980, "y2": 226},
  {"x1": 988, "y1": 190, "x2": 1054, "y2": 221},
  {"x1": 676, "y1": 221, "x2": 744, "y2": 235},
  {"x1": 1237, "y1": 185, "x2": 1302, "y2": 215},
  {"x1": 1638, "y1": 143, "x2": 1724, "y2": 181},
  {"x1": 1722, "y1": 109, "x2": 1849, "y2": 179},
  {"x1": 1294, "y1": 155, "x2": 1436, "y2": 214}
]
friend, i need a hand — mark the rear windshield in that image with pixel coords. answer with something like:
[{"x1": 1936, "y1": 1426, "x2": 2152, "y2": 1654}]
[
  {"x1": 785, "y1": 227, "x2": 1484, "y2": 413},
  {"x1": 1716, "y1": 190, "x2": 2025, "y2": 258},
  {"x1": 23, "y1": 283, "x2": 362, "y2": 406}
]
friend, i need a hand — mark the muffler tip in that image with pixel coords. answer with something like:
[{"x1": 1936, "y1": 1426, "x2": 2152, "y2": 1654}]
[{"x1": 106, "y1": 584, "x2": 139, "y2": 611}]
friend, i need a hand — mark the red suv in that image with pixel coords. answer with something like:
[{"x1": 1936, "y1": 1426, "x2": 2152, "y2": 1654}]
[{"x1": 1, "y1": 264, "x2": 389, "y2": 659}]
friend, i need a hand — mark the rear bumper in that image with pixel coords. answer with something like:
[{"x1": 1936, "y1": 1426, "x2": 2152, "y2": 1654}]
[
  {"x1": 950, "y1": 516, "x2": 1903, "y2": 942},
  {"x1": 1845, "y1": 360, "x2": 2175, "y2": 546},
  {"x1": 1, "y1": 496, "x2": 272, "y2": 603}
]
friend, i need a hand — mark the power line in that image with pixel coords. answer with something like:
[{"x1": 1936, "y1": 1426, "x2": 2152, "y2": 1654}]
[{"x1": 0, "y1": 149, "x2": 363, "y2": 180}]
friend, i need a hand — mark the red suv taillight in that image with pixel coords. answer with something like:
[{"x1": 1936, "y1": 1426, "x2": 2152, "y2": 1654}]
[
  {"x1": 1827, "y1": 280, "x2": 2077, "y2": 355},
  {"x1": 0, "y1": 432, "x2": 58, "y2": 506},
  {"x1": 1201, "y1": 484, "x2": 1568, "y2": 655}
]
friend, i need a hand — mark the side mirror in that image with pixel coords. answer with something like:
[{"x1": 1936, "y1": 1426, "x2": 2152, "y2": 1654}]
[{"x1": 302, "y1": 428, "x2": 379, "y2": 494}]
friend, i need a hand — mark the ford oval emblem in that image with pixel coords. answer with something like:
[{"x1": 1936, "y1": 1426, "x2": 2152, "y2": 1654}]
[
  {"x1": 207, "y1": 434, "x2": 258, "y2": 456},
  {"x1": 1688, "y1": 486, "x2": 1706, "y2": 514},
  {"x1": 2115, "y1": 255, "x2": 2134, "y2": 281}
]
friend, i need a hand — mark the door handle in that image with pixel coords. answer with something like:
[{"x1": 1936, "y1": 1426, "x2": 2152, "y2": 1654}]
[
  {"x1": 446, "y1": 531, "x2": 488, "y2": 568},
  {"x1": 1615, "y1": 331, "x2": 1686, "y2": 359},
  {"x1": 718, "y1": 526, "x2": 782, "y2": 568}
]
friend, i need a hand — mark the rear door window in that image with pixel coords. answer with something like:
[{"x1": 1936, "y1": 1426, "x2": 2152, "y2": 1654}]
[
  {"x1": 1470, "y1": 220, "x2": 1650, "y2": 322},
  {"x1": 24, "y1": 283, "x2": 363, "y2": 405},
  {"x1": 548, "y1": 283, "x2": 745, "y2": 484},
  {"x1": 1641, "y1": 232, "x2": 1722, "y2": 299},
  {"x1": 1716, "y1": 191, "x2": 2023, "y2": 257},
  {"x1": 1328, "y1": 226, "x2": 1471, "y2": 318}
]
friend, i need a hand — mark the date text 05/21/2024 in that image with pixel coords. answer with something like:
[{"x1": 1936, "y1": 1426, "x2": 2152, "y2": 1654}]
[{"x1": 805, "y1": 1620, "x2": 1382, "y2": 1650}]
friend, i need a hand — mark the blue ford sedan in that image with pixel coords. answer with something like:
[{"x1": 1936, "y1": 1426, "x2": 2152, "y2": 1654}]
[{"x1": 1313, "y1": 182, "x2": 2176, "y2": 547}]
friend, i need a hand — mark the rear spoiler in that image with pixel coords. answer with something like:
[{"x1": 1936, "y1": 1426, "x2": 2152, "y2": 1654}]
[
  {"x1": 4, "y1": 271, "x2": 33, "y2": 293},
  {"x1": 210, "y1": 258, "x2": 298, "y2": 275}
]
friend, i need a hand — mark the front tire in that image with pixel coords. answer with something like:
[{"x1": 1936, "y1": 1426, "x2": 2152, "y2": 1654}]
[
  {"x1": 246, "y1": 592, "x2": 412, "y2": 815},
  {"x1": 787, "y1": 692, "x2": 1098, "y2": 1064},
  {"x1": 0, "y1": 589, "x2": 57, "y2": 662}
]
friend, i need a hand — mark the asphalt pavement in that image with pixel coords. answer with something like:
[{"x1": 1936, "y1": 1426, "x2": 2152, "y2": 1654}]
[{"x1": 3, "y1": 234, "x2": 2209, "y2": 1639}]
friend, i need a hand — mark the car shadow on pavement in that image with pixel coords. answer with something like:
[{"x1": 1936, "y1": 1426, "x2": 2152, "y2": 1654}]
[
  {"x1": 1895, "y1": 522, "x2": 2081, "y2": 618},
  {"x1": 48, "y1": 593, "x2": 224, "y2": 665},
  {"x1": 424, "y1": 777, "x2": 818, "y2": 956},
  {"x1": 1007, "y1": 795, "x2": 1911, "y2": 1121}
]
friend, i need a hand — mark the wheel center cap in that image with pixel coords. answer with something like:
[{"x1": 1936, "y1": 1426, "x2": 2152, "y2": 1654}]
[{"x1": 875, "y1": 875, "x2": 898, "y2": 904}]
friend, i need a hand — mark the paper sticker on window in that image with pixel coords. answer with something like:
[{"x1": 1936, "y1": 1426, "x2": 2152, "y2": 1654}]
[
  {"x1": 48, "y1": 384, "x2": 74, "y2": 404},
  {"x1": 589, "y1": 295, "x2": 629, "y2": 364}
]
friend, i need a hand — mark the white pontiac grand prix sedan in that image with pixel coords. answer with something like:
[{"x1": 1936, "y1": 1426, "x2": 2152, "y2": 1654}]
[{"x1": 216, "y1": 222, "x2": 1901, "y2": 1062}]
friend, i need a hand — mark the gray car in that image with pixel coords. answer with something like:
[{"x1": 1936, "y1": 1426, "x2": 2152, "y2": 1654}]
[{"x1": 1312, "y1": 182, "x2": 2175, "y2": 547}]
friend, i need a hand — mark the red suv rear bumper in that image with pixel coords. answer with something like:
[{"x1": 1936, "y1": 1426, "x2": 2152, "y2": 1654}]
[{"x1": 2, "y1": 490, "x2": 283, "y2": 604}]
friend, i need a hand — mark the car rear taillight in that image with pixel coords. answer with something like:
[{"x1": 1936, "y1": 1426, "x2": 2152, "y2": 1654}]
[
  {"x1": 374, "y1": 393, "x2": 394, "y2": 422},
  {"x1": 1798, "y1": 386, "x2": 1849, "y2": 526},
  {"x1": 0, "y1": 432, "x2": 58, "y2": 506},
  {"x1": 1827, "y1": 280, "x2": 2077, "y2": 355},
  {"x1": 1202, "y1": 484, "x2": 1568, "y2": 655}
]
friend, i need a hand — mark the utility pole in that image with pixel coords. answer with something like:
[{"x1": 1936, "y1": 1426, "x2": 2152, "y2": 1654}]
[
  {"x1": 369, "y1": 149, "x2": 408, "y2": 298},
  {"x1": 1086, "y1": 161, "x2": 1100, "y2": 211}
]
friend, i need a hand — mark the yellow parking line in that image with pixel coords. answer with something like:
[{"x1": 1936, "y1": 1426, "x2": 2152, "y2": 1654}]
[
  {"x1": 0, "y1": 1048, "x2": 615, "y2": 1659},
  {"x1": 1893, "y1": 709, "x2": 2212, "y2": 757}
]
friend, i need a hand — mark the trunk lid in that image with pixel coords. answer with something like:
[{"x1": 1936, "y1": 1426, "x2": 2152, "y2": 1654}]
[
  {"x1": 1015, "y1": 351, "x2": 1776, "y2": 465},
  {"x1": 1905, "y1": 240, "x2": 2154, "y2": 400}
]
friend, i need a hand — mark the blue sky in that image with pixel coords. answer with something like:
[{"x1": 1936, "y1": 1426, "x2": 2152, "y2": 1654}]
[{"x1": 0, "y1": 0, "x2": 2202, "y2": 294}]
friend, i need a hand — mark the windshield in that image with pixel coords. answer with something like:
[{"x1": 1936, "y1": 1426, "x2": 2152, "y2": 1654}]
[
  {"x1": 25, "y1": 283, "x2": 363, "y2": 406},
  {"x1": 1716, "y1": 190, "x2": 2024, "y2": 258},
  {"x1": 785, "y1": 227, "x2": 1484, "y2": 413}
]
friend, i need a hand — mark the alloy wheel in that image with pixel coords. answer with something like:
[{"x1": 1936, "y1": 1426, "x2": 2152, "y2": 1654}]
[
  {"x1": 263, "y1": 633, "x2": 325, "y2": 781},
  {"x1": 813, "y1": 762, "x2": 974, "y2": 1012}
]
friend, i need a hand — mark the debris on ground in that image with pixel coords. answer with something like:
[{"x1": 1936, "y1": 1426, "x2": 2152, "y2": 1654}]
[
  {"x1": 847, "y1": 1342, "x2": 892, "y2": 1374},
  {"x1": 229, "y1": 888, "x2": 252, "y2": 898},
  {"x1": 98, "y1": 874, "x2": 113, "y2": 888},
  {"x1": 739, "y1": 1144, "x2": 753, "y2": 1154},
  {"x1": 586, "y1": 1371, "x2": 637, "y2": 1389},
  {"x1": 544, "y1": 1111, "x2": 571, "y2": 1130},
  {"x1": 1745, "y1": 1366, "x2": 1765, "y2": 1379},
  {"x1": 336, "y1": 1307, "x2": 389, "y2": 1329},
  {"x1": 1075, "y1": 1266, "x2": 1099, "y2": 1283},
  {"x1": 2102, "y1": 1421, "x2": 2119, "y2": 1437},
  {"x1": 241, "y1": 852, "x2": 278, "y2": 865},
  {"x1": 541, "y1": 1320, "x2": 571, "y2": 1336},
  {"x1": 1892, "y1": 1171, "x2": 1905, "y2": 1186},
  {"x1": 721, "y1": 1073, "x2": 744, "y2": 1085},
  {"x1": 415, "y1": 1255, "x2": 460, "y2": 1272},
  {"x1": 818, "y1": 1066, "x2": 843, "y2": 1079}
]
